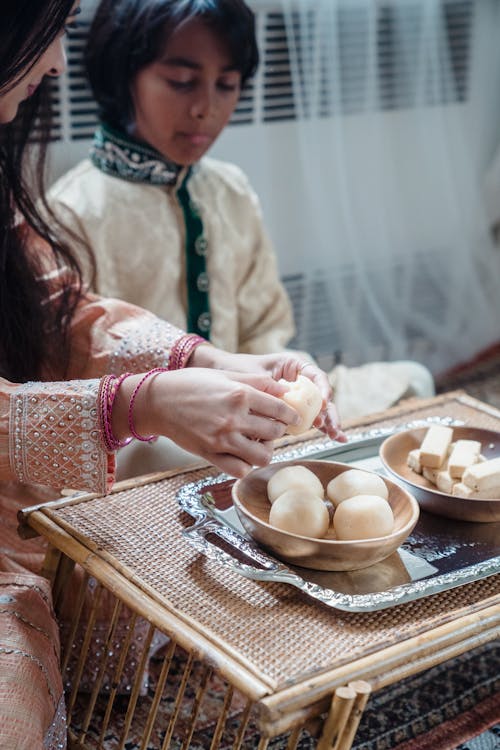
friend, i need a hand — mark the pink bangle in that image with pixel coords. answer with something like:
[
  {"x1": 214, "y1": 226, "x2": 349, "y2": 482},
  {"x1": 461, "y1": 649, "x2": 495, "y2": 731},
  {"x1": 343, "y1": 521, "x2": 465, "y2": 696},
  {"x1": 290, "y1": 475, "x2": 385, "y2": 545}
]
[
  {"x1": 98, "y1": 372, "x2": 133, "y2": 452},
  {"x1": 168, "y1": 334, "x2": 207, "y2": 371},
  {"x1": 127, "y1": 367, "x2": 169, "y2": 442}
]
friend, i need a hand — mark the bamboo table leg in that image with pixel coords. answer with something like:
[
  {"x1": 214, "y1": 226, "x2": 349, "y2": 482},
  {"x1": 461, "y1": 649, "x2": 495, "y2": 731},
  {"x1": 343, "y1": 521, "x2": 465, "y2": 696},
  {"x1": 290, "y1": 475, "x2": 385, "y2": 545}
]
[
  {"x1": 317, "y1": 686, "x2": 356, "y2": 750},
  {"x1": 336, "y1": 681, "x2": 372, "y2": 750},
  {"x1": 41, "y1": 544, "x2": 76, "y2": 611},
  {"x1": 318, "y1": 680, "x2": 372, "y2": 750}
]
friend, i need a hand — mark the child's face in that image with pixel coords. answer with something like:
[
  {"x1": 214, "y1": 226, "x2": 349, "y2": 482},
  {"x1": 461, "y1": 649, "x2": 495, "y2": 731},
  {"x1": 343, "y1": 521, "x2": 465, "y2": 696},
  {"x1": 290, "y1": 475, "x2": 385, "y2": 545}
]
[{"x1": 131, "y1": 18, "x2": 242, "y2": 165}]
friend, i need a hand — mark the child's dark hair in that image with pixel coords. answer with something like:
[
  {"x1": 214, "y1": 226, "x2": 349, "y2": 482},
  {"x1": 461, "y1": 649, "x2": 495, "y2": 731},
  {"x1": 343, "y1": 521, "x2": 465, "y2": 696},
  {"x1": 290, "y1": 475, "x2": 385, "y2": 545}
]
[{"x1": 86, "y1": 0, "x2": 259, "y2": 132}]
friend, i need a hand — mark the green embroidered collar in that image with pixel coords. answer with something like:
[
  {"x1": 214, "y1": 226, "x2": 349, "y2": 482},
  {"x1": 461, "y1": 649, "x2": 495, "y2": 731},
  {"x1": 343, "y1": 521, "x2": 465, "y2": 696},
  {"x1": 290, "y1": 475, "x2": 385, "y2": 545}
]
[
  {"x1": 90, "y1": 123, "x2": 184, "y2": 186},
  {"x1": 90, "y1": 123, "x2": 211, "y2": 340}
]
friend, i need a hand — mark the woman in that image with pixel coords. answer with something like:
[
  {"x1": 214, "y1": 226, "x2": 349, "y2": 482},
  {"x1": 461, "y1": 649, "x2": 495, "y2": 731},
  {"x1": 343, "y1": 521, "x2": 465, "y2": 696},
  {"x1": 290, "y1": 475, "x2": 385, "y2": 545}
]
[{"x1": 0, "y1": 2, "x2": 344, "y2": 745}]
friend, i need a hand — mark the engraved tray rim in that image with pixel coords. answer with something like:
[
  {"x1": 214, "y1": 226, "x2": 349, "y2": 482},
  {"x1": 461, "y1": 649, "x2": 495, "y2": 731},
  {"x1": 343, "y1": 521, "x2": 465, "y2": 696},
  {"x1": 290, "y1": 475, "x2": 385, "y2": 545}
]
[{"x1": 177, "y1": 418, "x2": 500, "y2": 612}]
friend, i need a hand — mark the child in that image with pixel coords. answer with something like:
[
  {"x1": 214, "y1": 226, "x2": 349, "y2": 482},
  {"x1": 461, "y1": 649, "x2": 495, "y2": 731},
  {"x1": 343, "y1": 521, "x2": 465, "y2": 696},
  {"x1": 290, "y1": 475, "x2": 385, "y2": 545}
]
[{"x1": 48, "y1": 0, "x2": 435, "y2": 424}]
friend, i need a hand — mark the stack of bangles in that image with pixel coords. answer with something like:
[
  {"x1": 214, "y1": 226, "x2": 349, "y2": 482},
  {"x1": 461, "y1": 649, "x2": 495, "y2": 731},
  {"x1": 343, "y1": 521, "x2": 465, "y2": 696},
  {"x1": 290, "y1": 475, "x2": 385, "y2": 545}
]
[
  {"x1": 99, "y1": 333, "x2": 207, "y2": 453},
  {"x1": 168, "y1": 333, "x2": 207, "y2": 371}
]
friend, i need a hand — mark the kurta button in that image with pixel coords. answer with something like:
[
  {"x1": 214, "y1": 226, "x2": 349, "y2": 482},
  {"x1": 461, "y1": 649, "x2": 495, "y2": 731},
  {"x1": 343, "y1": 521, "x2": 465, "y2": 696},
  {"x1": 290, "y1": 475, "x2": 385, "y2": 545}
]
[
  {"x1": 195, "y1": 236, "x2": 208, "y2": 256},
  {"x1": 197, "y1": 272, "x2": 210, "y2": 292},
  {"x1": 197, "y1": 313, "x2": 211, "y2": 332}
]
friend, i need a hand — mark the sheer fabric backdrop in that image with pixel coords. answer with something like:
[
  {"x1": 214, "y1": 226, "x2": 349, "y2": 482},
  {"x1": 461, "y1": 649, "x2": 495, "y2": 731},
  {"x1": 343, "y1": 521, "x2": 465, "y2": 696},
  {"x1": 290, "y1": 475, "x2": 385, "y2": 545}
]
[{"x1": 279, "y1": 0, "x2": 500, "y2": 374}]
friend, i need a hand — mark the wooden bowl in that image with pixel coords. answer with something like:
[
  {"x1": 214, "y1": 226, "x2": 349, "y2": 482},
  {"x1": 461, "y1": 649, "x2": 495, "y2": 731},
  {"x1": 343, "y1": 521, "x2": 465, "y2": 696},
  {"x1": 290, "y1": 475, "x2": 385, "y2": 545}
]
[
  {"x1": 232, "y1": 460, "x2": 419, "y2": 571},
  {"x1": 379, "y1": 426, "x2": 500, "y2": 523}
]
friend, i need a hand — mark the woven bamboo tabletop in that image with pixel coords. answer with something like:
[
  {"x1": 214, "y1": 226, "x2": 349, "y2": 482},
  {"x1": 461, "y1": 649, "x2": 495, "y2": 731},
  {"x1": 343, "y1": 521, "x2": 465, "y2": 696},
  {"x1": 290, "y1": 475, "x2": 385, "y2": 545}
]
[{"x1": 23, "y1": 392, "x2": 500, "y2": 723}]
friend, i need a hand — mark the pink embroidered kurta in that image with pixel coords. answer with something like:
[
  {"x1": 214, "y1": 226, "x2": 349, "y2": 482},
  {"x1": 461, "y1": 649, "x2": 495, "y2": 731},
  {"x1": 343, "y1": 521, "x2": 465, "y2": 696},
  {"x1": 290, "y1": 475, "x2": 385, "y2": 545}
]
[{"x1": 0, "y1": 246, "x2": 187, "y2": 748}]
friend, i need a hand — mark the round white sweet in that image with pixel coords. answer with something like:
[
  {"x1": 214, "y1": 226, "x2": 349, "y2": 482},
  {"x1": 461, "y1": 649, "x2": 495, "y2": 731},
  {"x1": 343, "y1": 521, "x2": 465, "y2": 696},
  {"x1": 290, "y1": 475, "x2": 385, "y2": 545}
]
[
  {"x1": 269, "y1": 490, "x2": 330, "y2": 538},
  {"x1": 267, "y1": 465, "x2": 324, "y2": 504},
  {"x1": 281, "y1": 375, "x2": 323, "y2": 435},
  {"x1": 333, "y1": 495, "x2": 394, "y2": 540},
  {"x1": 326, "y1": 469, "x2": 388, "y2": 507}
]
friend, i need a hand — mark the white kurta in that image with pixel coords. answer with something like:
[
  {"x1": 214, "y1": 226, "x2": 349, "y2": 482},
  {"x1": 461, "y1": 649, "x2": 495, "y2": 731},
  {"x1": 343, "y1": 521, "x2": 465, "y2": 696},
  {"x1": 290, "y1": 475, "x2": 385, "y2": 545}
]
[{"x1": 48, "y1": 156, "x2": 295, "y2": 355}]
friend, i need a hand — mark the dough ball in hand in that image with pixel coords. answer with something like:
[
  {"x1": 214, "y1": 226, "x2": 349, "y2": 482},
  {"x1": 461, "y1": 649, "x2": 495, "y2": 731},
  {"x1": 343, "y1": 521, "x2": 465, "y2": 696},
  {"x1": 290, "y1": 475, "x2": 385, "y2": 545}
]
[
  {"x1": 333, "y1": 494, "x2": 394, "y2": 540},
  {"x1": 267, "y1": 465, "x2": 324, "y2": 504},
  {"x1": 327, "y1": 468, "x2": 388, "y2": 507},
  {"x1": 281, "y1": 375, "x2": 323, "y2": 435},
  {"x1": 269, "y1": 489, "x2": 330, "y2": 538}
]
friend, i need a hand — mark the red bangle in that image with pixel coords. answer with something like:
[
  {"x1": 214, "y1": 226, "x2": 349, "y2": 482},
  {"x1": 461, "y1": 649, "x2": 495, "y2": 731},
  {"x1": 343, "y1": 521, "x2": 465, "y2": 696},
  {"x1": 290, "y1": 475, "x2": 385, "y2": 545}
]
[
  {"x1": 168, "y1": 334, "x2": 207, "y2": 371},
  {"x1": 127, "y1": 368, "x2": 169, "y2": 442},
  {"x1": 99, "y1": 372, "x2": 133, "y2": 452}
]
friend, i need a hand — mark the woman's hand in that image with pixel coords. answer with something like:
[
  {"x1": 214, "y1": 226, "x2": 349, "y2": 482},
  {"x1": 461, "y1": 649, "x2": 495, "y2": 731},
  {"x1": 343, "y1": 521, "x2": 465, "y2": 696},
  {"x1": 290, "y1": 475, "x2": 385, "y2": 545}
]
[
  {"x1": 112, "y1": 368, "x2": 300, "y2": 478},
  {"x1": 191, "y1": 346, "x2": 347, "y2": 443}
]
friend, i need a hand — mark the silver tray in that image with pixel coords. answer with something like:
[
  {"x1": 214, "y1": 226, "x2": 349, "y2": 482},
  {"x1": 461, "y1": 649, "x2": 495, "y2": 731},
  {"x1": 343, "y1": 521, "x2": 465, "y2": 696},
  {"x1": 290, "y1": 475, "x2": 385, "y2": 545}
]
[{"x1": 177, "y1": 418, "x2": 500, "y2": 612}]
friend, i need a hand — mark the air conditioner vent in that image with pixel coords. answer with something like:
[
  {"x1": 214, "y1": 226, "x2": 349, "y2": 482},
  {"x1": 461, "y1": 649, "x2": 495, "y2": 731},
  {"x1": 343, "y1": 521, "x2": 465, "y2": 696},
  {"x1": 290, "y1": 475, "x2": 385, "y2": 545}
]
[
  {"x1": 45, "y1": 0, "x2": 474, "y2": 144},
  {"x1": 280, "y1": 0, "x2": 473, "y2": 119},
  {"x1": 66, "y1": 23, "x2": 99, "y2": 140},
  {"x1": 230, "y1": 82, "x2": 256, "y2": 125},
  {"x1": 262, "y1": 13, "x2": 296, "y2": 122}
]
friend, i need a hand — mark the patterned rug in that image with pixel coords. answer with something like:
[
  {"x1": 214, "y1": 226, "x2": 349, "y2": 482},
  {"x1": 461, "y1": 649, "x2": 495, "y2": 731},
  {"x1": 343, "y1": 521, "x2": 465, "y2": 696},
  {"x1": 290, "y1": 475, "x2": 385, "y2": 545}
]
[
  {"x1": 72, "y1": 639, "x2": 499, "y2": 750},
  {"x1": 350, "y1": 641, "x2": 499, "y2": 750},
  {"x1": 182, "y1": 641, "x2": 500, "y2": 750},
  {"x1": 435, "y1": 342, "x2": 500, "y2": 410}
]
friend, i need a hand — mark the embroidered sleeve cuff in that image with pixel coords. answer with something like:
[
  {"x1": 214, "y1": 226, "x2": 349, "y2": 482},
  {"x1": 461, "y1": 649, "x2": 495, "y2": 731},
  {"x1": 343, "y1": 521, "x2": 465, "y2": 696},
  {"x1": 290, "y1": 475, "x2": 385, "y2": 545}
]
[
  {"x1": 9, "y1": 379, "x2": 113, "y2": 495},
  {"x1": 108, "y1": 318, "x2": 185, "y2": 374}
]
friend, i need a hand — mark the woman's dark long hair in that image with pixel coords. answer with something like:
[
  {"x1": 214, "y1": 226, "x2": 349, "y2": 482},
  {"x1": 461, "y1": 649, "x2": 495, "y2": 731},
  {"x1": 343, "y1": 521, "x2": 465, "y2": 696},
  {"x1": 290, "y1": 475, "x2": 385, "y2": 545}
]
[
  {"x1": 0, "y1": 0, "x2": 89, "y2": 382},
  {"x1": 86, "y1": 0, "x2": 259, "y2": 132}
]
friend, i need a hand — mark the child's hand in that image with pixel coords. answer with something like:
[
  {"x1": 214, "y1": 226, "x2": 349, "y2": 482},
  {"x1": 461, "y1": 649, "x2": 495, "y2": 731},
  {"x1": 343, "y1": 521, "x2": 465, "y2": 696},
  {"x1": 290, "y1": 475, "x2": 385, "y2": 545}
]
[{"x1": 189, "y1": 346, "x2": 347, "y2": 443}]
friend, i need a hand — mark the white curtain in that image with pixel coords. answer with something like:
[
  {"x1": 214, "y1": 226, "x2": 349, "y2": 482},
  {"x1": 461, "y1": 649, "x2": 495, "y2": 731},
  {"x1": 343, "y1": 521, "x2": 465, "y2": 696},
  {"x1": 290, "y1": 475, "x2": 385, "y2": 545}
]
[{"x1": 279, "y1": 0, "x2": 500, "y2": 374}]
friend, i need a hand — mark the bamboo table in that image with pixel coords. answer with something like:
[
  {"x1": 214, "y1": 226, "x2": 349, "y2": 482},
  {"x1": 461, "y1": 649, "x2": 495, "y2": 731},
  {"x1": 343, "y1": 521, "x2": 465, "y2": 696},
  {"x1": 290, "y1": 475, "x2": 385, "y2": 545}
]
[{"x1": 20, "y1": 392, "x2": 500, "y2": 750}]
